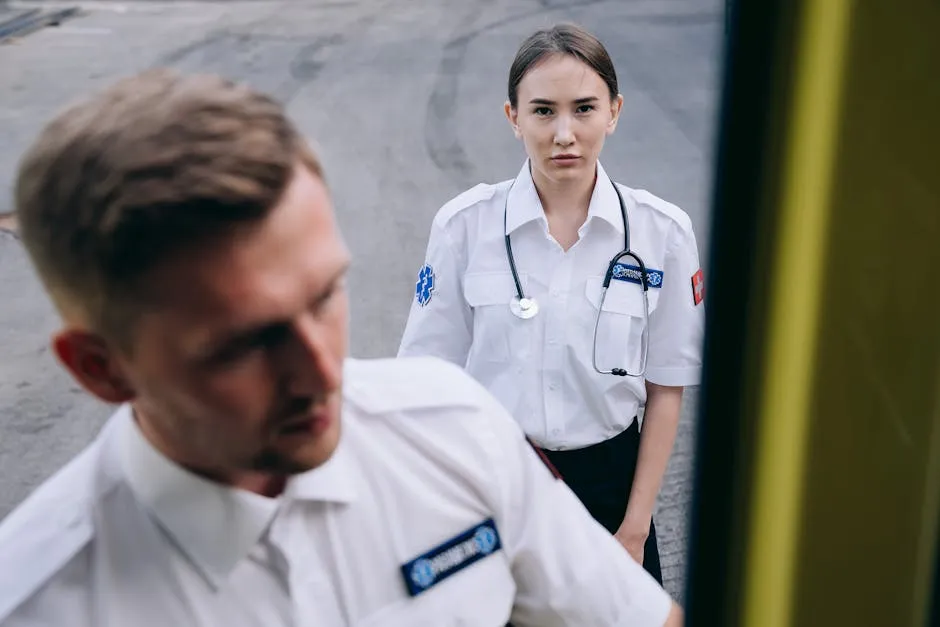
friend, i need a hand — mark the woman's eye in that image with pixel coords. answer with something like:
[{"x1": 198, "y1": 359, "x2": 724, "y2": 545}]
[
  {"x1": 534, "y1": 107, "x2": 552, "y2": 116},
  {"x1": 577, "y1": 104, "x2": 596, "y2": 114}
]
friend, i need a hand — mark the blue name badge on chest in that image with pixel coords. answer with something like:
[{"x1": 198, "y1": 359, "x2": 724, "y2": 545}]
[
  {"x1": 400, "y1": 518, "x2": 502, "y2": 597},
  {"x1": 612, "y1": 263, "x2": 664, "y2": 288}
]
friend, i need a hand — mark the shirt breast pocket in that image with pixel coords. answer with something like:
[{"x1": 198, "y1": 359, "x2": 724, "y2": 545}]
[
  {"x1": 463, "y1": 272, "x2": 533, "y2": 363},
  {"x1": 584, "y1": 276, "x2": 655, "y2": 375}
]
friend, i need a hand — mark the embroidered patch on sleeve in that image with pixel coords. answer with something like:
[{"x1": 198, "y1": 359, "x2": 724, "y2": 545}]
[
  {"x1": 691, "y1": 268, "x2": 705, "y2": 305},
  {"x1": 415, "y1": 263, "x2": 436, "y2": 307}
]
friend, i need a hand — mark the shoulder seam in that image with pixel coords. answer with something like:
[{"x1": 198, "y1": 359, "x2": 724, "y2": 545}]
[
  {"x1": 0, "y1": 433, "x2": 112, "y2": 622},
  {"x1": 433, "y1": 182, "x2": 502, "y2": 228},
  {"x1": 344, "y1": 357, "x2": 485, "y2": 415},
  {"x1": 0, "y1": 512, "x2": 93, "y2": 622},
  {"x1": 620, "y1": 184, "x2": 694, "y2": 233}
]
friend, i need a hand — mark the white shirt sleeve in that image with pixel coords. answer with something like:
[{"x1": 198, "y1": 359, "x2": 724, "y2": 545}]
[
  {"x1": 1, "y1": 550, "x2": 92, "y2": 627},
  {"x1": 644, "y1": 222, "x2": 705, "y2": 387},
  {"x1": 397, "y1": 219, "x2": 473, "y2": 367},
  {"x1": 476, "y1": 390, "x2": 674, "y2": 626}
]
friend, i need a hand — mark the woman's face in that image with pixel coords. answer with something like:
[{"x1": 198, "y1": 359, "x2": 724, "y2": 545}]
[{"x1": 506, "y1": 53, "x2": 623, "y2": 187}]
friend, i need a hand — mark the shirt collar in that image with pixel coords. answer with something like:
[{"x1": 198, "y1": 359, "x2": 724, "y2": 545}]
[
  {"x1": 587, "y1": 161, "x2": 627, "y2": 234},
  {"x1": 118, "y1": 405, "x2": 358, "y2": 588},
  {"x1": 281, "y1": 426, "x2": 359, "y2": 503},
  {"x1": 504, "y1": 159, "x2": 625, "y2": 235},
  {"x1": 504, "y1": 160, "x2": 545, "y2": 235}
]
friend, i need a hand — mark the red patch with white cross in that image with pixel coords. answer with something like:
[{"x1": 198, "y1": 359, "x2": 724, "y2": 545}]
[{"x1": 691, "y1": 269, "x2": 705, "y2": 305}]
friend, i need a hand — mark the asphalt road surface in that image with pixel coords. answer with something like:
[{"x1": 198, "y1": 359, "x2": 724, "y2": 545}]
[{"x1": 0, "y1": 0, "x2": 724, "y2": 602}]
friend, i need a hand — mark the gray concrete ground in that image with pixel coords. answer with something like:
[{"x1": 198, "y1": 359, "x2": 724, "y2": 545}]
[{"x1": 0, "y1": 0, "x2": 724, "y2": 602}]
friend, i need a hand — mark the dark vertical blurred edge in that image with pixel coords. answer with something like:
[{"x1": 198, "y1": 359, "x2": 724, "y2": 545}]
[
  {"x1": 683, "y1": 0, "x2": 804, "y2": 624},
  {"x1": 931, "y1": 540, "x2": 940, "y2": 626}
]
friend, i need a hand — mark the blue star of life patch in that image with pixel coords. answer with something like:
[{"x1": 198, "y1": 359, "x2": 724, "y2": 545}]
[
  {"x1": 400, "y1": 518, "x2": 502, "y2": 597},
  {"x1": 415, "y1": 263, "x2": 435, "y2": 306},
  {"x1": 612, "y1": 263, "x2": 664, "y2": 288}
]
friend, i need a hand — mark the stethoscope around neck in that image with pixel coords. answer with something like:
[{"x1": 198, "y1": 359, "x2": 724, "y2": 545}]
[{"x1": 502, "y1": 176, "x2": 650, "y2": 377}]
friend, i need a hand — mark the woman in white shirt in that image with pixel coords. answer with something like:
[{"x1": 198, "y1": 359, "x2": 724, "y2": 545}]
[{"x1": 398, "y1": 23, "x2": 705, "y2": 583}]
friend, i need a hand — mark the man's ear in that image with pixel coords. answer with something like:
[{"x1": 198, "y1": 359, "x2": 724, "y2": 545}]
[
  {"x1": 504, "y1": 101, "x2": 522, "y2": 139},
  {"x1": 52, "y1": 329, "x2": 135, "y2": 404}
]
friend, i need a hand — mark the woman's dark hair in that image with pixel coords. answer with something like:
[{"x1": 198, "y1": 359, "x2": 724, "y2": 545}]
[{"x1": 507, "y1": 23, "x2": 619, "y2": 108}]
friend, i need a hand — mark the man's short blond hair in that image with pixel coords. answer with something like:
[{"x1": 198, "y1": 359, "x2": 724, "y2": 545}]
[{"x1": 15, "y1": 69, "x2": 323, "y2": 346}]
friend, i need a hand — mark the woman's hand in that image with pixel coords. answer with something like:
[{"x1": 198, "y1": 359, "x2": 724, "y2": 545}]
[{"x1": 614, "y1": 518, "x2": 649, "y2": 565}]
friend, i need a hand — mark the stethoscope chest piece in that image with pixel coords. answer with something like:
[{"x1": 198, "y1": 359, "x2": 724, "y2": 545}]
[{"x1": 510, "y1": 296, "x2": 539, "y2": 319}]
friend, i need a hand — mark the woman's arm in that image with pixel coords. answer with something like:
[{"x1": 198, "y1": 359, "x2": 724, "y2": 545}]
[{"x1": 614, "y1": 381, "x2": 684, "y2": 563}]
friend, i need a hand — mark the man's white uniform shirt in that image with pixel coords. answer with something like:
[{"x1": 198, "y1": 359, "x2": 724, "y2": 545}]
[{"x1": 0, "y1": 357, "x2": 673, "y2": 626}]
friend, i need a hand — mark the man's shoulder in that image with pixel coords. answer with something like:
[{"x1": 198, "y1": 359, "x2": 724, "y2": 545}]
[
  {"x1": 0, "y1": 431, "x2": 111, "y2": 622},
  {"x1": 340, "y1": 357, "x2": 523, "y2": 499},
  {"x1": 343, "y1": 356, "x2": 492, "y2": 416}
]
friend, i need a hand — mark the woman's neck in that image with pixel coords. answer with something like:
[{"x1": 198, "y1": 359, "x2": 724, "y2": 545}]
[{"x1": 531, "y1": 163, "x2": 597, "y2": 219}]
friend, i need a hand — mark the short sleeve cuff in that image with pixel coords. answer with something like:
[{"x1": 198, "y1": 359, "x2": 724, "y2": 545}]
[
  {"x1": 615, "y1": 584, "x2": 674, "y2": 627},
  {"x1": 644, "y1": 365, "x2": 701, "y2": 387}
]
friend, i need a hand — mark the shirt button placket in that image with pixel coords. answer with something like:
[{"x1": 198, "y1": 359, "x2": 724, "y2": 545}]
[
  {"x1": 543, "y1": 257, "x2": 572, "y2": 445},
  {"x1": 271, "y1": 511, "x2": 344, "y2": 627}
]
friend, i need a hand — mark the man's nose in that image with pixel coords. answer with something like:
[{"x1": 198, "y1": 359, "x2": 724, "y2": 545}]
[{"x1": 281, "y1": 315, "x2": 342, "y2": 398}]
